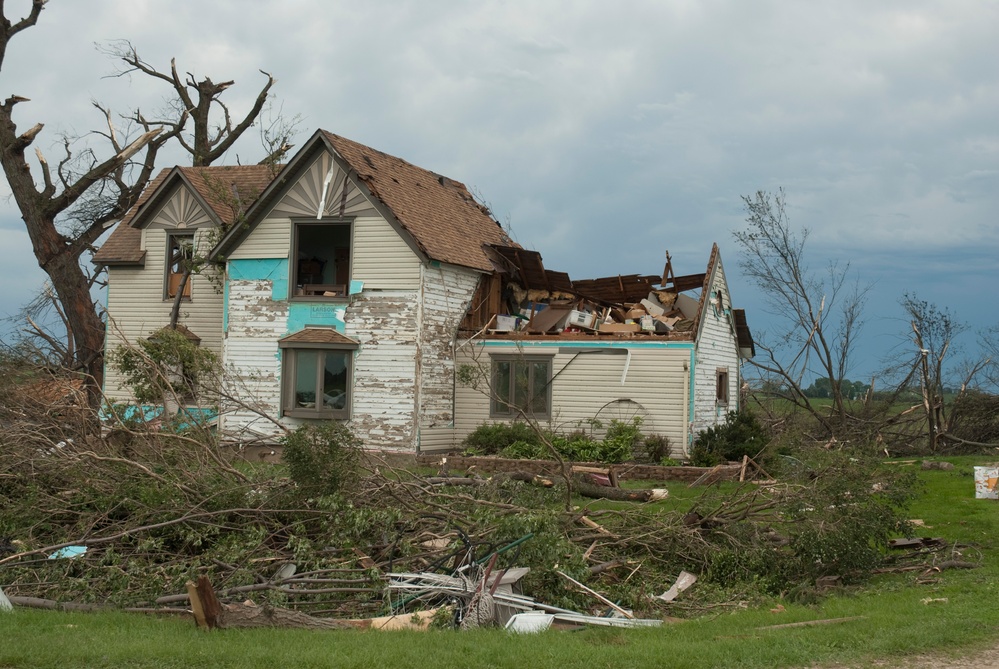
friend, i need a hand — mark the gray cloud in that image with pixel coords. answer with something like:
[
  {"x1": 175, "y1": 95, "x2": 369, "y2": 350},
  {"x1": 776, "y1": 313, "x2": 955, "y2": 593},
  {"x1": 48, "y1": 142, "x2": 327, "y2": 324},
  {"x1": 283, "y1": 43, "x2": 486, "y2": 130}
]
[{"x1": 0, "y1": 0, "x2": 995, "y2": 375}]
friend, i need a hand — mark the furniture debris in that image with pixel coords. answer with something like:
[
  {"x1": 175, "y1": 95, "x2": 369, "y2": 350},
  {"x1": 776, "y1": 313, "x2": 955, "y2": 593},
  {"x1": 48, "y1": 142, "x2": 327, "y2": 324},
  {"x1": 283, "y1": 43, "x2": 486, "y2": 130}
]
[
  {"x1": 505, "y1": 611, "x2": 554, "y2": 633},
  {"x1": 386, "y1": 570, "x2": 663, "y2": 630}
]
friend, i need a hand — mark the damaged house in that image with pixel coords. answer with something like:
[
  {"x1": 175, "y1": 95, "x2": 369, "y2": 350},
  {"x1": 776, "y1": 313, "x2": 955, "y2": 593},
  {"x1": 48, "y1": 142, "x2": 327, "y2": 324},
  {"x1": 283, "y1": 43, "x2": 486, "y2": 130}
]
[
  {"x1": 94, "y1": 129, "x2": 753, "y2": 457},
  {"x1": 448, "y1": 244, "x2": 755, "y2": 458}
]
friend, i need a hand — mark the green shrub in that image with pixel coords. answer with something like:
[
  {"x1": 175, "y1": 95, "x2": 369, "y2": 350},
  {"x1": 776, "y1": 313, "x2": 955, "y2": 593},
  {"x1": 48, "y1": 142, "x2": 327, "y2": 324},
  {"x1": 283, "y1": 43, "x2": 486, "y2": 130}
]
[
  {"x1": 690, "y1": 411, "x2": 768, "y2": 466},
  {"x1": 463, "y1": 422, "x2": 545, "y2": 455},
  {"x1": 490, "y1": 419, "x2": 642, "y2": 463},
  {"x1": 601, "y1": 419, "x2": 643, "y2": 463},
  {"x1": 641, "y1": 433, "x2": 672, "y2": 464},
  {"x1": 500, "y1": 439, "x2": 545, "y2": 460},
  {"x1": 282, "y1": 422, "x2": 361, "y2": 496}
]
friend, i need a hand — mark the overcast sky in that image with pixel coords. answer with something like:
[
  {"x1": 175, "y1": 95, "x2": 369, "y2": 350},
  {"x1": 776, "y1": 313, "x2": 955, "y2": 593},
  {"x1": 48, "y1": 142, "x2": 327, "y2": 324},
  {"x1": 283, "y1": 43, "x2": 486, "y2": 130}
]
[{"x1": 0, "y1": 1, "x2": 996, "y2": 382}]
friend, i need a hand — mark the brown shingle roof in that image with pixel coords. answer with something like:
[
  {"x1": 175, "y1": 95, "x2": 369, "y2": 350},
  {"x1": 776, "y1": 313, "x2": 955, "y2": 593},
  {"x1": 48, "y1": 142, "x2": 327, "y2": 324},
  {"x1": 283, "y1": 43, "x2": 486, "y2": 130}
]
[
  {"x1": 322, "y1": 132, "x2": 514, "y2": 272},
  {"x1": 93, "y1": 165, "x2": 276, "y2": 266},
  {"x1": 278, "y1": 327, "x2": 358, "y2": 347}
]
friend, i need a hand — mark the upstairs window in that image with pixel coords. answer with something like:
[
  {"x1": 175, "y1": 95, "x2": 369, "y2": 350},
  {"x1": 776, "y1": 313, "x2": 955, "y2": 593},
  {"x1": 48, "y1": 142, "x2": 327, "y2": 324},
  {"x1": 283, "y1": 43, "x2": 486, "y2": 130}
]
[
  {"x1": 490, "y1": 356, "x2": 553, "y2": 420},
  {"x1": 165, "y1": 232, "x2": 195, "y2": 299},
  {"x1": 292, "y1": 221, "x2": 352, "y2": 298}
]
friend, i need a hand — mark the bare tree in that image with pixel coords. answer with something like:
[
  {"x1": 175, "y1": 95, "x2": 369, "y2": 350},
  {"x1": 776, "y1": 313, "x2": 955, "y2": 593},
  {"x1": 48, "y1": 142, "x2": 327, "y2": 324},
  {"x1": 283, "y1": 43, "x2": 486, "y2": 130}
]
[
  {"x1": 734, "y1": 189, "x2": 869, "y2": 433},
  {"x1": 0, "y1": 3, "x2": 289, "y2": 403},
  {"x1": 901, "y1": 293, "x2": 992, "y2": 450}
]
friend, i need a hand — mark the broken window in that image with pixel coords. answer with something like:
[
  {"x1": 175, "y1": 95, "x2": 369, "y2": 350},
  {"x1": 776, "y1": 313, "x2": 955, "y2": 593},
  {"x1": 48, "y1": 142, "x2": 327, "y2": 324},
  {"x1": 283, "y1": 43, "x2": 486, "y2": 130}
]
[
  {"x1": 490, "y1": 356, "x2": 553, "y2": 419},
  {"x1": 165, "y1": 232, "x2": 195, "y2": 299},
  {"x1": 280, "y1": 344, "x2": 355, "y2": 420},
  {"x1": 291, "y1": 221, "x2": 352, "y2": 298},
  {"x1": 716, "y1": 367, "x2": 729, "y2": 405}
]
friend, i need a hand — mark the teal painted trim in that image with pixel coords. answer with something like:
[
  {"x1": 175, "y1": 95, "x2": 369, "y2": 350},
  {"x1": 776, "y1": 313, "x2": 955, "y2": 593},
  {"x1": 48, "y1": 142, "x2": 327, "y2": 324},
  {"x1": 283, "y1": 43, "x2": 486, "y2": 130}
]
[
  {"x1": 688, "y1": 349, "x2": 696, "y2": 447},
  {"x1": 222, "y1": 276, "x2": 229, "y2": 333},
  {"x1": 348, "y1": 279, "x2": 364, "y2": 295},
  {"x1": 228, "y1": 258, "x2": 289, "y2": 301},
  {"x1": 288, "y1": 302, "x2": 346, "y2": 333},
  {"x1": 101, "y1": 313, "x2": 109, "y2": 397},
  {"x1": 473, "y1": 339, "x2": 694, "y2": 350}
]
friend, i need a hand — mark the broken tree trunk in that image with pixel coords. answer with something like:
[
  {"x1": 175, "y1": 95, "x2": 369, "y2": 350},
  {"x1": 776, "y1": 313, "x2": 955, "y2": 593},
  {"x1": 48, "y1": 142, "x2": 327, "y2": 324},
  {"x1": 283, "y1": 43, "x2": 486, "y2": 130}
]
[{"x1": 574, "y1": 478, "x2": 665, "y2": 502}]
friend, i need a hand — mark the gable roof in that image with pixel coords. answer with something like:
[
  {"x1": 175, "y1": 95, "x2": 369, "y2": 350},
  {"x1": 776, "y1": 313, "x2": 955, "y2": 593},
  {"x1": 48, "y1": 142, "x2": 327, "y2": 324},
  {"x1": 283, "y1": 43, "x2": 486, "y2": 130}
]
[
  {"x1": 322, "y1": 132, "x2": 513, "y2": 271},
  {"x1": 93, "y1": 165, "x2": 275, "y2": 266},
  {"x1": 214, "y1": 130, "x2": 514, "y2": 272}
]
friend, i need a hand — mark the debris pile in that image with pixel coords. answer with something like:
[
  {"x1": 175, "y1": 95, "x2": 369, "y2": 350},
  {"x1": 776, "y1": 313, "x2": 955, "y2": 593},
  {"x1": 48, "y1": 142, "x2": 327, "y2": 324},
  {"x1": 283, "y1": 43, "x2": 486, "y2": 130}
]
[
  {"x1": 0, "y1": 427, "x2": 929, "y2": 629},
  {"x1": 460, "y1": 246, "x2": 734, "y2": 341}
]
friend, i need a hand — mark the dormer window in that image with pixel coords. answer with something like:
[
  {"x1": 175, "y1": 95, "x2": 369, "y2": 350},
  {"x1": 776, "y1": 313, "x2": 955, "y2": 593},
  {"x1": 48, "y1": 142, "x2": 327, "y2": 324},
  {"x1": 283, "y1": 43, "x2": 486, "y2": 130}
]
[
  {"x1": 291, "y1": 220, "x2": 352, "y2": 299},
  {"x1": 165, "y1": 232, "x2": 195, "y2": 299}
]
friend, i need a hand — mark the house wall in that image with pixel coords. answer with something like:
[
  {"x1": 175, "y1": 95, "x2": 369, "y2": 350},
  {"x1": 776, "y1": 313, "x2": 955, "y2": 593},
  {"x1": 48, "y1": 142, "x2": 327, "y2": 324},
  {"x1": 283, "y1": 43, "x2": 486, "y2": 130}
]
[
  {"x1": 416, "y1": 265, "x2": 481, "y2": 452},
  {"x1": 104, "y1": 208, "x2": 225, "y2": 401},
  {"x1": 449, "y1": 340, "x2": 694, "y2": 459},
  {"x1": 691, "y1": 257, "x2": 742, "y2": 435},
  {"x1": 220, "y1": 148, "x2": 460, "y2": 451}
]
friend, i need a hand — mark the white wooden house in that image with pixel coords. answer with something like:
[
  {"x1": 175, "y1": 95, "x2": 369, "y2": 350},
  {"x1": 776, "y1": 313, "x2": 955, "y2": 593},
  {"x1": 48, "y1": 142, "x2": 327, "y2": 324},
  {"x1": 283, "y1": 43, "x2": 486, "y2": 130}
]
[
  {"x1": 96, "y1": 130, "x2": 513, "y2": 449},
  {"x1": 95, "y1": 130, "x2": 752, "y2": 457}
]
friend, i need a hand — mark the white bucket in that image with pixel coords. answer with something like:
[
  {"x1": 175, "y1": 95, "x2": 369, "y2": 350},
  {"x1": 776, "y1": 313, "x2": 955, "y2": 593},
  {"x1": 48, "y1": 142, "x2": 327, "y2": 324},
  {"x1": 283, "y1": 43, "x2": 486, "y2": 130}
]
[{"x1": 974, "y1": 466, "x2": 999, "y2": 500}]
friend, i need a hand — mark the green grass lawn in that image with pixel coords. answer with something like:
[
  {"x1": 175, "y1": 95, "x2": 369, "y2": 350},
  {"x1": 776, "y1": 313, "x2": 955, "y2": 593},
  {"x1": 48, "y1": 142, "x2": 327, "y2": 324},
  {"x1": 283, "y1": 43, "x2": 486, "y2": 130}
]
[{"x1": 2, "y1": 456, "x2": 998, "y2": 669}]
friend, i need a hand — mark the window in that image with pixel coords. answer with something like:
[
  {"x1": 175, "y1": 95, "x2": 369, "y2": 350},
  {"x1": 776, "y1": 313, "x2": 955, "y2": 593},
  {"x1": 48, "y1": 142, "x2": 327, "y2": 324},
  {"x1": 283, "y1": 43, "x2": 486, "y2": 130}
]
[
  {"x1": 165, "y1": 232, "x2": 195, "y2": 299},
  {"x1": 291, "y1": 221, "x2": 352, "y2": 298},
  {"x1": 490, "y1": 356, "x2": 553, "y2": 419},
  {"x1": 716, "y1": 367, "x2": 729, "y2": 405},
  {"x1": 279, "y1": 329, "x2": 358, "y2": 419}
]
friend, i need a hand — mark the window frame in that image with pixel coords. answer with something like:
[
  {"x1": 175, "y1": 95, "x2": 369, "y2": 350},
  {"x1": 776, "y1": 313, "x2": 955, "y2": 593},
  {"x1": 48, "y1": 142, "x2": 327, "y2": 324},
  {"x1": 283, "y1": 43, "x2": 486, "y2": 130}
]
[
  {"x1": 489, "y1": 355, "x2": 554, "y2": 420},
  {"x1": 164, "y1": 231, "x2": 196, "y2": 301},
  {"x1": 290, "y1": 218, "x2": 354, "y2": 300},
  {"x1": 279, "y1": 341, "x2": 356, "y2": 420},
  {"x1": 716, "y1": 367, "x2": 729, "y2": 405}
]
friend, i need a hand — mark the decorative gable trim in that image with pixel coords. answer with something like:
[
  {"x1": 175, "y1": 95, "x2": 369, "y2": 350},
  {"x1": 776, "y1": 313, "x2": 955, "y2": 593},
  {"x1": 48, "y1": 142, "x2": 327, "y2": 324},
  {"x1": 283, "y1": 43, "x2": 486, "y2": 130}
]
[{"x1": 130, "y1": 169, "x2": 220, "y2": 230}]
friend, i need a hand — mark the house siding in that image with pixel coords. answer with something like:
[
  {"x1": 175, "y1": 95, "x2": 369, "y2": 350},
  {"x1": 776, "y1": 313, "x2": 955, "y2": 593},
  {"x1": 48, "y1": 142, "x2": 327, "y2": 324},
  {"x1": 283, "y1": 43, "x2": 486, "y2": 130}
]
[
  {"x1": 227, "y1": 150, "x2": 421, "y2": 290},
  {"x1": 104, "y1": 226, "x2": 224, "y2": 401},
  {"x1": 221, "y1": 270, "x2": 420, "y2": 448},
  {"x1": 692, "y1": 258, "x2": 741, "y2": 435},
  {"x1": 218, "y1": 147, "x2": 431, "y2": 448},
  {"x1": 451, "y1": 341, "x2": 693, "y2": 459},
  {"x1": 415, "y1": 265, "x2": 480, "y2": 451}
]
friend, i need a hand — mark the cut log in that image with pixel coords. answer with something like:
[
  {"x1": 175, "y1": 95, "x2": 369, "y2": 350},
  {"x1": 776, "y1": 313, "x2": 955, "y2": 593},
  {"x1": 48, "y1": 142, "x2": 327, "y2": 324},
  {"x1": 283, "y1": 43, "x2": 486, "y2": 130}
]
[{"x1": 574, "y1": 479, "x2": 665, "y2": 502}]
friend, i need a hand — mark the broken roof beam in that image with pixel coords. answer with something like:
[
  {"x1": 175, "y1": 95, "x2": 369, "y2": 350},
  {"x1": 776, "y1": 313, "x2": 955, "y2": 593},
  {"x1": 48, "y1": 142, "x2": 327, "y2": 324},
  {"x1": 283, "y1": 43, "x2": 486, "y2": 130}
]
[
  {"x1": 488, "y1": 245, "x2": 555, "y2": 292},
  {"x1": 572, "y1": 274, "x2": 661, "y2": 303},
  {"x1": 667, "y1": 273, "x2": 707, "y2": 293}
]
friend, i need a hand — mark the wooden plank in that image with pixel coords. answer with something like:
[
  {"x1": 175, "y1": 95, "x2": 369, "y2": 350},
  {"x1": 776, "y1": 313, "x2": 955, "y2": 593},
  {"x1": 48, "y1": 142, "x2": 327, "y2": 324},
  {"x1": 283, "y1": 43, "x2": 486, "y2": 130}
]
[
  {"x1": 556, "y1": 570, "x2": 634, "y2": 619},
  {"x1": 757, "y1": 616, "x2": 866, "y2": 631},
  {"x1": 185, "y1": 580, "x2": 207, "y2": 630}
]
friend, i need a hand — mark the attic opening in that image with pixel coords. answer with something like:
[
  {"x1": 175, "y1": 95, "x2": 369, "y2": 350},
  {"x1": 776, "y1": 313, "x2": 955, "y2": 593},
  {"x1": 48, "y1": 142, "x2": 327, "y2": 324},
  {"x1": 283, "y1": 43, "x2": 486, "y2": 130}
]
[{"x1": 291, "y1": 220, "x2": 352, "y2": 299}]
